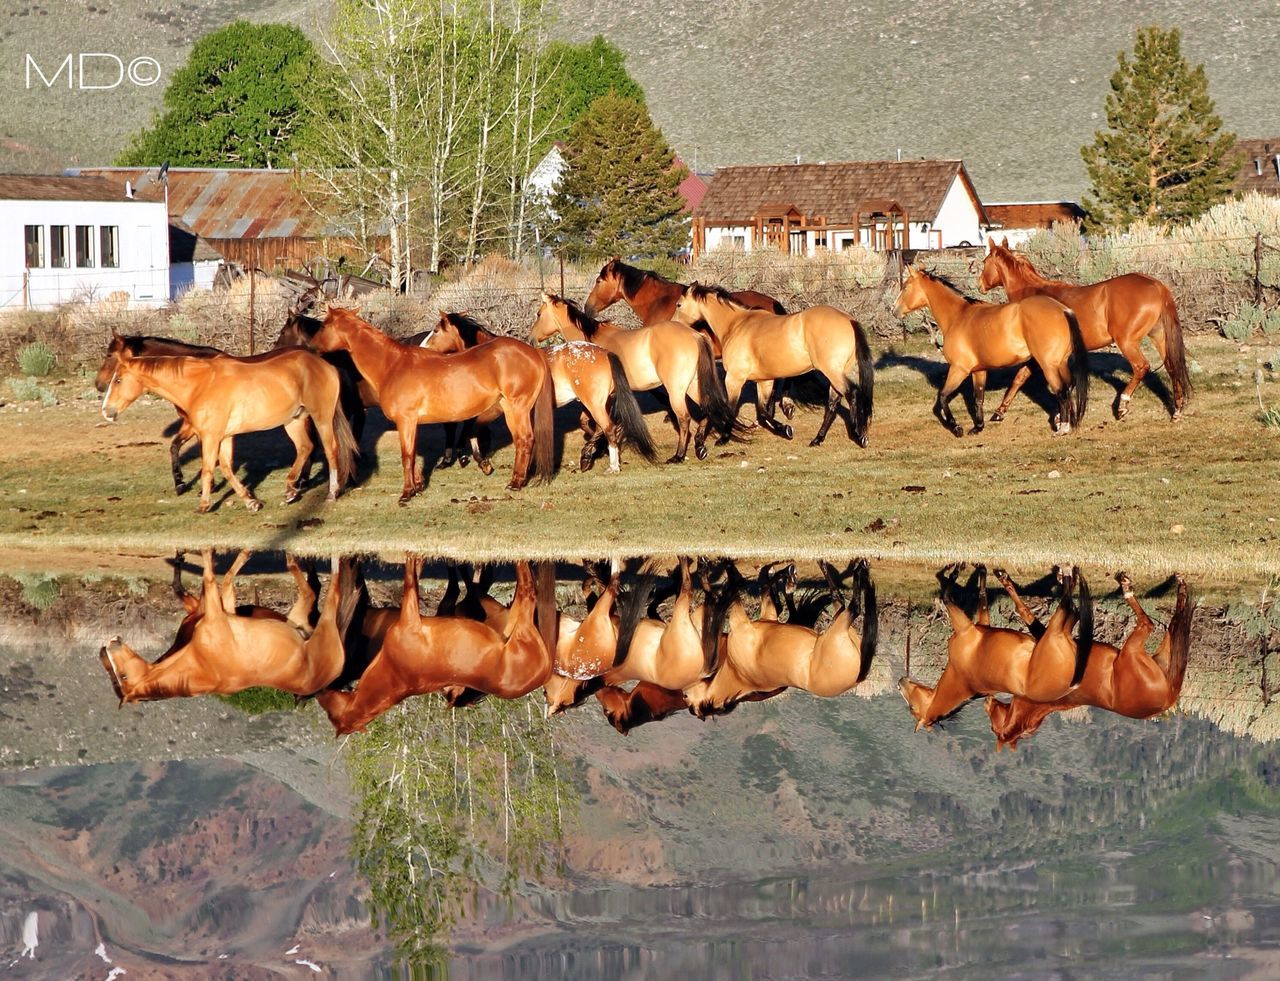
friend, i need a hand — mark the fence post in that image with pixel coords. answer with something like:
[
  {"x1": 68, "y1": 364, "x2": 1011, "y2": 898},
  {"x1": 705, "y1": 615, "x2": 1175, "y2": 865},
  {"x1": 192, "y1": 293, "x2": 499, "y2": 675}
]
[
  {"x1": 248, "y1": 266, "x2": 256, "y2": 355},
  {"x1": 1255, "y1": 232, "x2": 1264, "y2": 306},
  {"x1": 559, "y1": 253, "x2": 565, "y2": 298}
]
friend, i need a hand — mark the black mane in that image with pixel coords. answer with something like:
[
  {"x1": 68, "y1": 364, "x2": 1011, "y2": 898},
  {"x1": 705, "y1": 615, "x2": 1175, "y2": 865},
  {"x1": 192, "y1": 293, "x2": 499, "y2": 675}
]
[
  {"x1": 607, "y1": 258, "x2": 679, "y2": 296},
  {"x1": 443, "y1": 311, "x2": 493, "y2": 345},
  {"x1": 553, "y1": 293, "x2": 602, "y2": 339}
]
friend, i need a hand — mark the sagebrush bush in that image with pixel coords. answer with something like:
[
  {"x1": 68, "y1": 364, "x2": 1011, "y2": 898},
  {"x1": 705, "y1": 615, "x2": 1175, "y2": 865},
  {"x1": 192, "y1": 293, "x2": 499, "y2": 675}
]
[
  {"x1": 14, "y1": 573, "x2": 60, "y2": 611},
  {"x1": 1221, "y1": 303, "x2": 1280, "y2": 340},
  {"x1": 7, "y1": 377, "x2": 56, "y2": 405},
  {"x1": 17, "y1": 341, "x2": 56, "y2": 377}
]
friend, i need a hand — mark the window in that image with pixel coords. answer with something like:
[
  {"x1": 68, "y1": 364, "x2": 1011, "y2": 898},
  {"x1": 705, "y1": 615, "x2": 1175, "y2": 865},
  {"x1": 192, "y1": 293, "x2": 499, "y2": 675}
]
[
  {"x1": 730, "y1": 234, "x2": 745, "y2": 250},
  {"x1": 23, "y1": 225, "x2": 43, "y2": 268},
  {"x1": 814, "y1": 231, "x2": 828, "y2": 249},
  {"x1": 50, "y1": 225, "x2": 69, "y2": 268},
  {"x1": 75, "y1": 225, "x2": 94, "y2": 267},
  {"x1": 99, "y1": 225, "x2": 119, "y2": 268}
]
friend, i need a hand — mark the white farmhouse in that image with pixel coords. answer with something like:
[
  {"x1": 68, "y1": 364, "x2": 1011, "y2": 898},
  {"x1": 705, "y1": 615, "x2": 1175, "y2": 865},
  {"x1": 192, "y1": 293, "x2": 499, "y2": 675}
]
[
  {"x1": 692, "y1": 159, "x2": 989, "y2": 257},
  {"x1": 0, "y1": 175, "x2": 169, "y2": 310}
]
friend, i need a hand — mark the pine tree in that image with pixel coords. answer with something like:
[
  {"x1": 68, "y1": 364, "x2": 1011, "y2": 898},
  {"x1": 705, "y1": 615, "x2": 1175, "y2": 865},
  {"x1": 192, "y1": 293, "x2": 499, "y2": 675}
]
[
  {"x1": 551, "y1": 92, "x2": 689, "y2": 261},
  {"x1": 1081, "y1": 25, "x2": 1238, "y2": 231}
]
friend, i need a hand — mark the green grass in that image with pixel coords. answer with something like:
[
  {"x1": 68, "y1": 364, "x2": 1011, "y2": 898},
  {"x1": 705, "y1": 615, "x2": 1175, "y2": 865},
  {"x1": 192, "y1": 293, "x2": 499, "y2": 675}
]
[{"x1": 0, "y1": 336, "x2": 1276, "y2": 574}]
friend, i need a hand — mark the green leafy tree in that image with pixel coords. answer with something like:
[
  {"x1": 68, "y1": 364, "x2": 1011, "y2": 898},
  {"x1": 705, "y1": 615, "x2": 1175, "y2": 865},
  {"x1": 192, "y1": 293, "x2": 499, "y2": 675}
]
[
  {"x1": 551, "y1": 92, "x2": 689, "y2": 261},
  {"x1": 1081, "y1": 25, "x2": 1237, "y2": 230},
  {"x1": 540, "y1": 35, "x2": 644, "y2": 142},
  {"x1": 118, "y1": 21, "x2": 319, "y2": 168}
]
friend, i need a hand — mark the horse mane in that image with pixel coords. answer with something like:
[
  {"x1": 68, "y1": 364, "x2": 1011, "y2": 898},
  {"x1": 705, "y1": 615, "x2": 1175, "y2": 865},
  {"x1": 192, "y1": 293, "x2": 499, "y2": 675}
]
[
  {"x1": 686, "y1": 281, "x2": 751, "y2": 310},
  {"x1": 549, "y1": 292, "x2": 602, "y2": 340},
  {"x1": 995, "y1": 248, "x2": 1068, "y2": 288},
  {"x1": 607, "y1": 258, "x2": 677, "y2": 294},
  {"x1": 918, "y1": 269, "x2": 980, "y2": 304},
  {"x1": 115, "y1": 335, "x2": 223, "y2": 357},
  {"x1": 443, "y1": 311, "x2": 492, "y2": 346},
  {"x1": 129, "y1": 354, "x2": 213, "y2": 382}
]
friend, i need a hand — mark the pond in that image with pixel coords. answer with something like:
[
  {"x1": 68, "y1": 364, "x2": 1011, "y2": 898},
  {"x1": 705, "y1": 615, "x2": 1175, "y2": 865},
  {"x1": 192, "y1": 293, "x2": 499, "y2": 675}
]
[{"x1": 1, "y1": 552, "x2": 1277, "y2": 977}]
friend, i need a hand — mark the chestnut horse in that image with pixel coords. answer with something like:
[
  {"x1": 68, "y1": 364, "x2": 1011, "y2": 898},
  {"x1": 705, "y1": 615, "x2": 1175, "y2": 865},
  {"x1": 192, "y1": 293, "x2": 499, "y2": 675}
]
[
  {"x1": 101, "y1": 346, "x2": 357, "y2": 512},
  {"x1": 314, "y1": 555, "x2": 557, "y2": 734},
  {"x1": 532, "y1": 293, "x2": 744, "y2": 463},
  {"x1": 895, "y1": 266, "x2": 1088, "y2": 436},
  {"x1": 979, "y1": 239, "x2": 1190, "y2": 420},
  {"x1": 596, "y1": 682, "x2": 690, "y2": 734},
  {"x1": 424, "y1": 311, "x2": 657, "y2": 473},
  {"x1": 673, "y1": 284, "x2": 875, "y2": 447},
  {"x1": 898, "y1": 564, "x2": 1093, "y2": 730},
  {"x1": 984, "y1": 570, "x2": 1194, "y2": 749},
  {"x1": 684, "y1": 560, "x2": 878, "y2": 717},
  {"x1": 584, "y1": 257, "x2": 788, "y2": 327},
  {"x1": 306, "y1": 306, "x2": 555, "y2": 502},
  {"x1": 99, "y1": 550, "x2": 356, "y2": 703},
  {"x1": 94, "y1": 333, "x2": 226, "y2": 494}
]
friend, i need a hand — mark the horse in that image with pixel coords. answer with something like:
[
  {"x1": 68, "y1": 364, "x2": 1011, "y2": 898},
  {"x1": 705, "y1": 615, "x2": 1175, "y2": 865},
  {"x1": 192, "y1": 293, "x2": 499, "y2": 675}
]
[
  {"x1": 100, "y1": 345, "x2": 358, "y2": 513},
  {"x1": 979, "y1": 238, "x2": 1191, "y2": 420},
  {"x1": 596, "y1": 682, "x2": 690, "y2": 734},
  {"x1": 984, "y1": 570, "x2": 1194, "y2": 749},
  {"x1": 94, "y1": 333, "x2": 227, "y2": 494},
  {"x1": 684, "y1": 560, "x2": 878, "y2": 717},
  {"x1": 532, "y1": 292, "x2": 745, "y2": 463},
  {"x1": 305, "y1": 305, "x2": 555, "y2": 503},
  {"x1": 584, "y1": 257, "x2": 788, "y2": 327},
  {"x1": 424, "y1": 311, "x2": 657, "y2": 473},
  {"x1": 98, "y1": 550, "x2": 356, "y2": 703},
  {"x1": 673, "y1": 284, "x2": 875, "y2": 447},
  {"x1": 898, "y1": 564, "x2": 1093, "y2": 730},
  {"x1": 894, "y1": 266, "x2": 1088, "y2": 436},
  {"x1": 314, "y1": 555, "x2": 557, "y2": 734}
]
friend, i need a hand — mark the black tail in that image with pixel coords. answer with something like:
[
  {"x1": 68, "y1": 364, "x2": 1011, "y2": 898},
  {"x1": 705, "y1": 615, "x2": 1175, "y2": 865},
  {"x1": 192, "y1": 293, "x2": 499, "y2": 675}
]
[
  {"x1": 1157, "y1": 289, "x2": 1191, "y2": 414},
  {"x1": 700, "y1": 567, "x2": 741, "y2": 676},
  {"x1": 614, "y1": 571, "x2": 656, "y2": 668},
  {"x1": 856, "y1": 563, "x2": 878, "y2": 684},
  {"x1": 694, "y1": 338, "x2": 750, "y2": 442},
  {"x1": 1064, "y1": 308, "x2": 1089, "y2": 429},
  {"x1": 606, "y1": 352, "x2": 658, "y2": 463},
  {"x1": 1164, "y1": 577, "x2": 1194, "y2": 696},
  {"x1": 1071, "y1": 572, "x2": 1093, "y2": 687},
  {"x1": 846, "y1": 318, "x2": 875, "y2": 446}
]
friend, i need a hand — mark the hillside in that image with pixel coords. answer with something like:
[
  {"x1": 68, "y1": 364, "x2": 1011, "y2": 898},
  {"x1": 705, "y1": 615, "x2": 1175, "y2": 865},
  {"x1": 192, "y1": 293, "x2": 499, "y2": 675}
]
[{"x1": 2, "y1": 0, "x2": 1276, "y2": 199}]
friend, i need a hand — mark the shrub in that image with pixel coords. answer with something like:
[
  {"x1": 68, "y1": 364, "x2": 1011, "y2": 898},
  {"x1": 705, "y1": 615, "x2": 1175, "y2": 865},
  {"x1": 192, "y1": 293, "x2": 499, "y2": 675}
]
[
  {"x1": 1260, "y1": 405, "x2": 1280, "y2": 429},
  {"x1": 17, "y1": 341, "x2": 56, "y2": 377},
  {"x1": 216, "y1": 688, "x2": 299, "y2": 714},
  {"x1": 7, "y1": 377, "x2": 56, "y2": 405},
  {"x1": 14, "y1": 573, "x2": 60, "y2": 611},
  {"x1": 1221, "y1": 303, "x2": 1280, "y2": 340}
]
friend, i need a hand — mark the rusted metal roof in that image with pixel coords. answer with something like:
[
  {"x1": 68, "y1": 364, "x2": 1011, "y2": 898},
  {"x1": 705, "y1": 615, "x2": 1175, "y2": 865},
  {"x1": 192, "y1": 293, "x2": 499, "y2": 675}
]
[
  {"x1": 67, "y1": 167, "x2": 345, "y2": 239},
  {"x1": 984, "y1": 201, "x2": 1086, "y2": 229},
  {"x1": 0, "y1": 174, "x2": 148, "y2": 202},
  {"x1": 1231, "y1": 138, "x2": 1280, "y2": 196}
]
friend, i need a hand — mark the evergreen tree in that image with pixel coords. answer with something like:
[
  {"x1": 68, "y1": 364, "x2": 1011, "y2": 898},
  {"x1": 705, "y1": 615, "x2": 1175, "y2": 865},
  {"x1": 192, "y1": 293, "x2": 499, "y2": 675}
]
[
  {"x1": 540, "y1": 35, "x2": 645, "y2": 141},
  {"x1": 117, "y1": 22, "x2": 320, "y2": 168},
  {"x1": 551, "y1": 92, "x2": 689, "y2": 261},
  {"x1": 1081, "y1": 25, "x2": 1237, "y2": 230}
]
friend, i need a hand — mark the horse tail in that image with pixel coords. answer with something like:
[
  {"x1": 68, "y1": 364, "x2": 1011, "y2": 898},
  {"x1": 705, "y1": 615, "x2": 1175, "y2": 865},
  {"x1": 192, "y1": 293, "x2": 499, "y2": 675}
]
[
  {"x1": 606, "y1": 352, "x2": 658, "y2": 463},
  {"x1": 332, "y1": 400, "x2": 359, "y2": 489},
  {"x1": 701, "y1": 568, "x2": 740, "y2": 676},
  {"x1": 1157, "y1": 287, "x2": 1192, "y2": 410},
  {"x1": 845, "y1": 318, "x2": 875, "y2": 443},
  {"x1": 533, "y1": 356, "x2": 557, "y2": 483},
  {"x1": 1071, "y1": 572, "x2": 1093, "y2": 688},
  {"x1": 770, "y1": 299, "x2": 788, "y2": 315},
  {"x1": 855, "y1": 563, "x2": 878, "y2": 684},
  {"x1": 614, "y1": 571, "x2": 656, "y2": 669},
  {"x1": 1164, "y1": 578, "x2": 1195, "y2": 698},
  {"x1": 1063, "y1": 307, "x2": 1089, "y2": 429},
  {"x1": 535, "y1": 560, "x2": 559, "y2": 671},
  {"x1": 695, "y1": 337, "x2": 749, "y2": 442}
]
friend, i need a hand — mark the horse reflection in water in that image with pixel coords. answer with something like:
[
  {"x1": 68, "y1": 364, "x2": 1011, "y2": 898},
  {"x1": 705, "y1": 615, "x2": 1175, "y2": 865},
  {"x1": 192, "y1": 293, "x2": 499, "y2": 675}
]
[
  {"x1": 984, "y1": 571, "x2": 1194, "y2": 749},
  {"x1": 899, "y1": 563, "x2": 1093, "y2": 730},
  {"x1": 98, "y1": 549, "x2": 356, "y2": 702}
]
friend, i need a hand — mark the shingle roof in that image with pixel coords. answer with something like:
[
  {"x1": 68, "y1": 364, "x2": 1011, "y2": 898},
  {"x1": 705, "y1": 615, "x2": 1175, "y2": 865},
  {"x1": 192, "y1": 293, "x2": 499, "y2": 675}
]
[
  {"x1": 985, "y1": 201, "x2": 1086, "y2": 229},
  {"x1": 67, "y1": 167, "x2": 341, "y2": 238},
  {"x1": 0, "y1": 174, "x2": 147, "y2": 202},
  {"x1": 1231, "y1": 139, "x2": 1280, "y2": 196},
  {"x1": 694, "y1": 159, "x2": 984, "y2": 225}
]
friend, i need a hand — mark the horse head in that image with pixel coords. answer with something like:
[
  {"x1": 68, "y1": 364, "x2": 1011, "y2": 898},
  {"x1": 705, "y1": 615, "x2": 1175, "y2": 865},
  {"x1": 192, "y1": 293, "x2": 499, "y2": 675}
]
[{"x1": 583, "y1": 257, "x2": 625, "y2": 317}]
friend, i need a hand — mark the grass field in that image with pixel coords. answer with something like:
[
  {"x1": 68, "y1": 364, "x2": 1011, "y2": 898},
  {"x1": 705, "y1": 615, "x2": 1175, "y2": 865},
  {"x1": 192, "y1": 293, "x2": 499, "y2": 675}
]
[{"x1": 0, "y1": 334, "x2": 1276, "y2": 576}]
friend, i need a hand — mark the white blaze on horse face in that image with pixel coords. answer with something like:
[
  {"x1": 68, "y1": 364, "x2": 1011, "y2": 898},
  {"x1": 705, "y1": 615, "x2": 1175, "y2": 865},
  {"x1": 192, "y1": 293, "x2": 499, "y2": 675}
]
[{"x1": 101, "y1": 371, "x2": 119, "y2": 421}]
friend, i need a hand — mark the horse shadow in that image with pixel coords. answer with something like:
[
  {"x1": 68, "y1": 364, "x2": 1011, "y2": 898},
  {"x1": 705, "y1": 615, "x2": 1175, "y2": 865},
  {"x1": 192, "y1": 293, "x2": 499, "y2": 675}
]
[
  {"x1": 1090, "y1": 351, "x2": 1177, "y2": 416},
  {"x1": 875, "y1": 351, "x2": 1062, "y2": 424}
]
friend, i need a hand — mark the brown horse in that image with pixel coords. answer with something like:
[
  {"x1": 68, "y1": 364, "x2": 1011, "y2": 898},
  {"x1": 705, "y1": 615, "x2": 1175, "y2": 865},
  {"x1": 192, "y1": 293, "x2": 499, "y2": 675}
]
[
  {"x1": 531, "y1": 293, "x2": 744, "y2": 463},
  {"x1": 94, "y1": 333, "x2": 227, "y2": 494},
  {"x1": 596, "y1": 682, "x2": 690, "y2": 734},
  {"x1": 101, "y1": 346, "x2": 358, "y2": 512},
  {"x1": 306, "y1": 305, "x2": 555, "y2": 502},
  {"x1": 673, "y1": 284, "x2": 875, "y2": 446},
  {"x1": 984, "y1": 570, "x2": 1194, "y2": 749},
  {"x1": 584, "y1": 257, "x2": 788, "y2": 327},
  {"x1": 684, "y1": 560, "x2": 877, "y2": 716},
  {"x1": 314, "y1": 555, "x2": 556, "y2": 734},
  {"x1": 979, "y1": 239, "x2": 1190, "y2": 420},
  {"x1": 895, "y1": 266, "x2": 1088, "y2": 436},
  {"x1": 99, "y1": 550, "x2": 356, "y2": 703},
  {"x1": 424, "y1": 311, "x2": 657, "y2": 473},
  {"x1": 899, "y1": 564, "x2": 1093, "y2": 730}
]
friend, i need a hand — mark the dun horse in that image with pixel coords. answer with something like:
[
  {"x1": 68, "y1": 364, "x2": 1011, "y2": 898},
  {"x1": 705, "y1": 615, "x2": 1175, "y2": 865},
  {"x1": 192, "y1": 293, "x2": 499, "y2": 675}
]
[
  {"x1": 899, "y1": 564, "x2": 1093, "y2": 730},
  {"x1": 424, "y1": 311, "x2": 657, "y2": 473},
  {"x1": 531, "y1": 293, "x2": 744, "y2": 463},
  {"x1": 306, "y1": 305, "x2": 555, "y2": 502},
  {"x1": 99, "y1": 550, "x2": 355, "y2": 702},
  {"x1": 101, "y1": 345, "x2": 358, "y2": 512},
  {"x1": 979, "y1": 239, "x2": 1190, "y2": 419},
  {"x1": 673, "y1": 284, "x2": 875, "y2": 447},
  {"x1": 895, "y1": 266, "x2": 1088, "y2": 436},
  {"x1": 984, "y1": 570, "x2": 1194, "y2": 749}
]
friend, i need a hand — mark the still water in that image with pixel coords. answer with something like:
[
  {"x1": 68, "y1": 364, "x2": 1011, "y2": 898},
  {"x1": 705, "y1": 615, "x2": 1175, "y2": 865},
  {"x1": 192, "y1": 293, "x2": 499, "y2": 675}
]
[{"x1": 1, "y1": 552, "x2": 1278, "y2": 978}]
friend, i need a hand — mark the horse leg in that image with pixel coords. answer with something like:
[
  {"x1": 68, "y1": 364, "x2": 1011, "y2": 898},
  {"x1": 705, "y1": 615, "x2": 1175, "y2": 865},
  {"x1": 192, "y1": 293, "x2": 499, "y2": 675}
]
[
  {"x1": 284, "y1": 554, "x2": 319, "y2": 633},
  {"x1": 667, "y1": 399, "x2": 693, "y2": 464},
  {"x1": 578, "y1": 409, "x2": 605, "y2": 472},
  {"x1": 282, "y1": 416, "x2": 312, "y2": 505},
  {"x1": 504, "y1": 404, "x2": 534, "y2": 491},
  {"x1": 216, "y1": 437, "x2": 262, "y2": 512},
  {"x1": 711, "y1": 375, "x2": 746, "y2": 448},
  {"x1": 810, "y1": 384, "x2": 842, "y2": 446},
  {"x1": 396, "y1": 421, "x2": 421, "y2": 505},
  {"x1": 991, "y1": 365, "x2": 1032, "y2": 423},
  {"x1": 171, "y1": 419, "x2": 197, "y2": 494},
  {"x1": 439, "y1": 422, "x2": 459, "y2": 468},
  {"x1": 753, "y1": 379, "x2": 794, "y2": 439},
  {"x1": 975, "y1": 564, "x2": 990, "y2": 625},
  {"x1": 934, "y1": 365, "x2": 969, "y2": 438},
  {"x1": 196, "y1": 437, "x2": 219, "y2": 513},
  {"x1": 994, "y1": 568, "x2": 1046, "y2": 639},
  {"x1": 1114, "y1": 338, "x2": 1150, "y2": 420},
  {"x1": 218, "y1": 549, "x2": 253, "y2": 612},
  {"x1": 469, "y1": 423, "x2": 495, "y2": 477},
  {"x1": 967, "y1": 371, "x2": 987, "y2": 435}
]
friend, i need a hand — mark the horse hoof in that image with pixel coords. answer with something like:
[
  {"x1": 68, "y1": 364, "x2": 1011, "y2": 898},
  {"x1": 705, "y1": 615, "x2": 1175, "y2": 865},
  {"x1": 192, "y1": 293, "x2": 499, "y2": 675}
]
[
  {"x1": 780, "y1": 397, "x2": 796, "y2": 420},
  {"x1": 780, "y1": 425, "x2": 794, "y2": 440},
  {"x1": 438, "y1": 455, "x2": 455, "y2": 469},
  {"x1": 695, "y1": 444, "x2": 709, "y2": 461},
  {"x1": 1171, "y1": 410, "x2": 1183, "y2": 422},
  {"x1": 477, "y1": 460, "x2": 495, "y2": 476},
  {"x1": 950, "y1": 426, "x2": 964, "y2": 438},
  {"x1": 457, "y1": 456, "x2": 470, "y2": 468},
  {"x1": 853, "y1": 433, "x2": 868, "y2": 449},
  {"x1": 580, "y1": 454, "x2": 596, "y2": 472},
  {"x1": 991, "y1": 412, "x2": 1004, "y2": 424},
  {"x1": 284, "y1": 490, "x2": 302, "y2": 505},
  {"x1": 665, "y1": 454, "x2": 685, "y2": 465},
  {"x1": 968, "y1": 425, "x2": 984, "y2": 436},
  {"x1": 506, "y1": 480, "x2": 525, "y2": 492},
  {"x1": 246, "y1": 498, "x2": 264, "y2": 513},
  {"x1": 808, "y1": 436, "x2": 824, "y2": 447},
  {"x1": 196, "y1": 503, "x2": 211, "y2": 514},
  {"x1": 1054, "y1": 423, "x2": 1071, "y2": 437},
  {"x1": 398, "y1": 492, "x2": 414, "y2": 506}
]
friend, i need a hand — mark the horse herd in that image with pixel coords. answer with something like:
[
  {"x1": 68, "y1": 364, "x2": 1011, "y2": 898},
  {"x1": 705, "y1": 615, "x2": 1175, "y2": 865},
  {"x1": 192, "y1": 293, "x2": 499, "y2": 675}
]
[
  {"x1": 93, "y1": 242, "x2": 1192, "y2": 512},
  {"x1": 98, "y1": 552, "x2": 1193, "y2": 750}
]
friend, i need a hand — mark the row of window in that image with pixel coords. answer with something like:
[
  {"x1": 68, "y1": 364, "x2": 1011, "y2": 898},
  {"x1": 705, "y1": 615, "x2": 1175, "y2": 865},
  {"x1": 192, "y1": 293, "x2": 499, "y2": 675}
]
[{"x1": 24, "y1": 224, "x2": 119, "y2": 269}]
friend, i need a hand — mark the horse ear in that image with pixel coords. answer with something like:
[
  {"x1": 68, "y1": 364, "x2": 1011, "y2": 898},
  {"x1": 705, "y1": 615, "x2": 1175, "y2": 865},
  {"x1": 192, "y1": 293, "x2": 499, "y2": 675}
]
[
  {"x1": 1001, "y1": 237, "x2": 1009, "y2": 249},
  {"x1": 987, "y1": 239, "x2": 996, "y2": 254},
  {"x1": 541, "y1": 291, "x2": 551, "y2": 303},
  {"x1": 110, "y1": 327, "x2": 122, "y2": 341}
]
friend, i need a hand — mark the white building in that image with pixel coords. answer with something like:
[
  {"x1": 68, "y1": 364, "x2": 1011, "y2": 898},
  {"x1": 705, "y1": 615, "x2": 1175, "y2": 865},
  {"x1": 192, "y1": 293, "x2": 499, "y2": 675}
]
[
  {"x1": 0, "y1": 175, "x2": 169, "y2": 310},
  {"x1": 692, "y1": 159, "x2": 989, "y2": 257}
]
